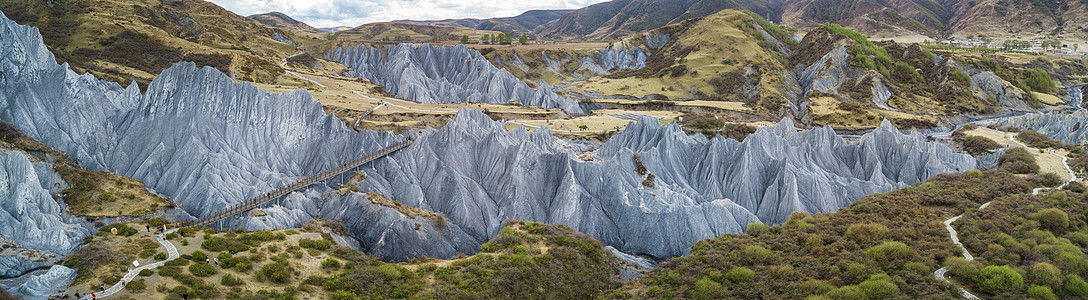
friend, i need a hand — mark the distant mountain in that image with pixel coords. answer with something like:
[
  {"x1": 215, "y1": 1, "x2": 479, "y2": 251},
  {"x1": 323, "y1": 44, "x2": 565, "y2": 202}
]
[
  {"x1": 392, "y1": 9, "x2": 573, "y2": 34},
  {"x1": 533, "y1": 0, "x2": 781, "y2": 40},
  {"x1": 0, "y1": 0, "x2": 299, "y2": 88},
  {"x1": 249, "y1": 11, "x2": 317, "y2": 32},
  {"x1": 532, "y1": 0, "x2": 1087, "y2": 41},
  {"x1": 334, "y1": 22, "x2": 502, "y2": 42}
]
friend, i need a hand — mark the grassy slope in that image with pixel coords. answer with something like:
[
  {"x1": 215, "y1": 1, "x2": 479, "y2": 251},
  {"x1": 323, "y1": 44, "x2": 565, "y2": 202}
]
[
  {"x1": 610, "y1": 170, "x2": 1034, "y2": 299},
  {"x1": 70, "y1": 220, "x2": 625, "y2": 299},
  {"x1": 0, "y1": 0, "x2": 299, "y2": 88},
  {"x1": 333, "y1": 22, "x2": 502, "y2": 43},
  {"x1": 570, "y1": 10, "x2": 793, "y2": 114}
]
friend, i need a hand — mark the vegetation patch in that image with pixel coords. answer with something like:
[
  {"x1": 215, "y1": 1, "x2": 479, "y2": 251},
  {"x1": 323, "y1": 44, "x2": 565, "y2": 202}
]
[{"x1": 367, "y1": 192, "x2": 448, "y2": 227}]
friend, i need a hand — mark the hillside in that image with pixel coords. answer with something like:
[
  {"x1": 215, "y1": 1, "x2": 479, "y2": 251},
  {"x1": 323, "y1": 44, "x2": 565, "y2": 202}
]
[
  {"x1": 333, "y1": 22, "x2": 502, "y2": 42},
  {"x1": 60, "y1": 220, "x2": 629, "y2": 299},
  {"x1": 529, "y1": 0, "x2": 1087, "y2": 42},
  {"x1": 248, "y1": 11, "x2": 324, "y2": 38},
  {"x1": 0, "y1": 0, "x2": 300, "y2": 88},
  {"x1": 393, "y1": 9, "x2": 572, "y2": 34},
  {"x1": 533, "y1": 0, "x2": 781, "y2": 40}
]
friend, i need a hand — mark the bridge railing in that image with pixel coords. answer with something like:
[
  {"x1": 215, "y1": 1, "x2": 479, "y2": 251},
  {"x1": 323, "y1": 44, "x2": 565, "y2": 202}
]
[{"x1": 187, "y1": 139, "x2": 412, "y2": 228}]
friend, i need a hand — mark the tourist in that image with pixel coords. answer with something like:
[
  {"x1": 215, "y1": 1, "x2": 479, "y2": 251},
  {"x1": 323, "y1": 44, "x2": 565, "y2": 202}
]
[
  {"x1": 91, "y1": 293, "x2": 96, "y2": 299},
  {"x1": 146, "y1": 224, "x2": 150, "y2": 232}
]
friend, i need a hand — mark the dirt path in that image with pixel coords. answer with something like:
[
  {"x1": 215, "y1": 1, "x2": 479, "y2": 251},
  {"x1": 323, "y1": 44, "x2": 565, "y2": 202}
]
[
  {"x1": 89, "y1": 229, "x2": 179, "y2": 299},
  {"x1": 932, "y1": 130, "x2": 1075, "y2": 299}
]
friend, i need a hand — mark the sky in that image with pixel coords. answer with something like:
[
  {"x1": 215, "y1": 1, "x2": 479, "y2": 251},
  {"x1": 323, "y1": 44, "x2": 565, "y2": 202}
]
[{"x1": 206, "y1": 0, "x2": 609, "y2": 28}]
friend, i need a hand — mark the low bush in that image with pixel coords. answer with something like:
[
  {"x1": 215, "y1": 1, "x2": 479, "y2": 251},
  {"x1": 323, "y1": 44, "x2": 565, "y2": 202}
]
[
  {"x1": 188, "y1": 263, "x2": 217, "y2": 277},
  {"x1": 221, "y1": 274, "x2": 244, "y2": 286},
  {"x1": 299, "y1": 238, "x2": 331, "y2": 251}
]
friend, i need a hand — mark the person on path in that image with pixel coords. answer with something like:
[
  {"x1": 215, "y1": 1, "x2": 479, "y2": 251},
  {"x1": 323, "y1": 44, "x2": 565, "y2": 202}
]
[
  {"x1": 100, "y1": 284, "x2": 105, "y2": 291},
  {"x1": 92, "y1": 293, "x2": 96, "y2": 299},
  {"x1": 183, "y1": 291, "x2": 189, "y2": 300},
  {"x1": 146, "y1": 224, "x2": 150, "y2": 232},
  {"x1": 214, "y1": 257, "x2": 219, "y2": 265}
]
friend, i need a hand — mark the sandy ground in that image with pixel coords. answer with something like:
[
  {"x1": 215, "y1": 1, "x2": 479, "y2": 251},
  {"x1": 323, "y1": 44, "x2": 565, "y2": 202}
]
[{"x1": 965, "y1": 127, "x2": 1073, "y2": 182}]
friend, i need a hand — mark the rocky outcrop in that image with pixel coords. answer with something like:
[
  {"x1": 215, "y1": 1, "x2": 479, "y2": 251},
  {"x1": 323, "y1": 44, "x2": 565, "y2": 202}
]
[
  {"x1": 0, "y1": 151, "x2": 89, "y2": 278},
  {"x1": 997, "y1": 111, "x2": 1088, "y2": 144},
  {"x1": 1067, "y1": 85, "x2": 1084, "y2": 109},
  {"x1": 950, "y1": 60, "x2": 1030, "y2": 110},
  {"x1": 272, "y1": 33, "x2": 295, "y2": 47},
  {"x1": 6, "y1": 265, "x2": 75, "y2": 299},
  {"x1": 326, "y1": 43, "x2": 585, "y2": 115}
]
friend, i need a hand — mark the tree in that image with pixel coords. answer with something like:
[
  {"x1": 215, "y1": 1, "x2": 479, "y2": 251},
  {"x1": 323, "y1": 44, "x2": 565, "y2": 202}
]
[
  {"x1": 460, "y1": 35, "x2": 469, "y2": 44},
  {"x1": 481, "y1": 34, "x2": 490, "y2": 44},
  {"x1": 519, "y1": 34, "x2": 528, "y2": 44}
]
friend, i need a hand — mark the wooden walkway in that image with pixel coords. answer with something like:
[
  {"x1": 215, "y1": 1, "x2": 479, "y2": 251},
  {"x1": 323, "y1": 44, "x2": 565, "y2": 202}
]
[{"x1": 187, "y1": 138, "x2": 412, "y2": 228}]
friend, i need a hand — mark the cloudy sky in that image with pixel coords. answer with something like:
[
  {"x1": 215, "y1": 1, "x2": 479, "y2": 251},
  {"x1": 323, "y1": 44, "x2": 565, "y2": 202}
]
[{"x1": 206, "y1": 0, "x2": 608, "y2": 28}]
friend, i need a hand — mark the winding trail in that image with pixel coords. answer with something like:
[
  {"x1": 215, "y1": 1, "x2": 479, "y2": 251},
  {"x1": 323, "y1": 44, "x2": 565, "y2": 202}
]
[
  {"x1": 932, "y1": 130, "x2": 1076, "y2": 299},
  {"x1": 88, "y1": 229, "x2": 180, "y2": 299}
]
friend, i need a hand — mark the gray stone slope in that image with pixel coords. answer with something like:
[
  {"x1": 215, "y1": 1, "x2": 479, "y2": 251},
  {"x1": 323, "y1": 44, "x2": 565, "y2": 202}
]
[
  {"x1": 326, "y1": 43, "x2": 585, "y2": 115},
  {"x1": 0, "y1": 151, "x2": 89, "y2": 278},
  {"x1": 997, "y1": 110, "x2": 1088, "y2": 144}
]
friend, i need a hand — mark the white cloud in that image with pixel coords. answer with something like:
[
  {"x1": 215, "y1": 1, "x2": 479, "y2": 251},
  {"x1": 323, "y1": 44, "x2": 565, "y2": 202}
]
[{"x1": 207, "y1": 0, "x2": 610, "y2": 28}]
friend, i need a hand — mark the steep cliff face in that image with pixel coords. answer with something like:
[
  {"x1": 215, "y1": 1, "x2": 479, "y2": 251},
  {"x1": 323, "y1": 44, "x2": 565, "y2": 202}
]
[
  {"x1": 325, "y1": 43, "x2": 585, "y2": 115},
  {"x1": 997, "y1": 111, "x2": 1088, "y2": 144},
  {"x1": 0, "y1": 151, "x2": 89, "y2": 278}
]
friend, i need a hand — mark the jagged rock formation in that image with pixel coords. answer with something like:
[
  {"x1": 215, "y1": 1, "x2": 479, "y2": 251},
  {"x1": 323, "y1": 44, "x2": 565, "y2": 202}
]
[
  {"x1": 0, "y1": 11, "x2": 477, "y2": 262},
  {"x1": 950, "y1": 60, "x2": 1030, "y2": 110},
  {"x1": 0, "y1": 151, "x2": 89, "y2": 278},
  {"x1": 5, "y1": 265, "x2": 75, "y2": 299},
  {"x1": 325, "y1": 43, "x2": 585, "y2": 115},
  {"x1": 997, "y1": 111, "x2": 1088, "y2": 144},
  {"x1": 0, "y1": 11, "x2": 975, "y2": 262},
  {"x1": 575, "y1": 34, "x2": 667, "y2": 76},
  {"x1": 1067, "y1": 85, "x2": 1085, "y2": 108}
]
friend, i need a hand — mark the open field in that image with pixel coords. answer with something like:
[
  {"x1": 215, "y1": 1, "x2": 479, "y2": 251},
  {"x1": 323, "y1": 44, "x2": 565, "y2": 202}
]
[{"x1": 965, "y1": 127, "x2": 1073, "y2": 182}]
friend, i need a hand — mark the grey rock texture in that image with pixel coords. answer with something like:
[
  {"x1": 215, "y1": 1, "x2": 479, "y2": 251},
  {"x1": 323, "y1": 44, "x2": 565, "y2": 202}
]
[
  {"x1": 577, "y1": 43, "x2": 650, "y2": 75},
  {"x1": 6, "y1": 265, "x2": 75, "y2": 299},
  {"x1": 272, "y1": 33, "x2": 295, "y2": 47},
  {"x1": 1067, "y1": 85, "x2": 1084, "y2": 108},
  {"x1": 326, "y1": 43, "x2": 585, "y2": 115},
  {"x1": 0, "y1": 151, "x2": 89, "y2": 278},
  {"x1": 950, "y1": 60, "x2": 1030, "y2": 110},
  {"x1": 997, "y1": 110, "x2": 1088, "y2": 144}
]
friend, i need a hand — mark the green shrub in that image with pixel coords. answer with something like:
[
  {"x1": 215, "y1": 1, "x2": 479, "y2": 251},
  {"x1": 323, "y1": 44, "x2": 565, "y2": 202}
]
[
  {"x1": 127, "y1": 278, "x2": 147, "y2": 292},
  {"x1": 859, "y1": 277, "x2": 899, "y2": 299},
  {"x1": 976, "y1": 265, "x2": 1024, "y2": 294},
  {"x1": 863, "y1": 241, "x2": 913, "y2": 265},
  {"x1": 746, "y1": 223, "x2": 769, "y2": 236},
  {"x1": 846, "y1": 223, "x2": 888, "y2": 243},
  {"x1": 1023, "y1": 69, "x2": 1054, "y2": 93},
  {"x1": 686, "y1": 278, "x2": 725, "y2": 299},
  {"x1": 321, "y1": 258, "x2": 341, "y2": 269},
  {"x1": 999, "y1": 147, "x2": 1039, "y2": 174},
  {"x1": 1064, "y1": 274, "x2": 1088, "y2": 296},
  {"x1": 188, "y1": 262, "x2": 216, "y2": 277},
  {"x1": 138, "y1": 269, "x2": 153, "y2": 277},
  {"x1": 951, "y1": 69, "x2": 971, "y2": 84},
  {"x1": 154, "y1": 252, "x2": 167, "y2": 260},
  {"x1": 299, "y1": 238, "x2": 331, "y2": 251},
  {"x1": 742, "y1": 245, "x2": 773, "y2": 263},
  {"x1": 221, "y1": 274, "x2": 244, "y2": 286},
  {"x1": 190, "y1": 251, "x2": 207, "y2": 262},
  {"x1": 1032, "y1": 208, "x2": 1069, "y2": 234},
  {"x1": 147, "y1": 217, "x2": 169, "y2": 228},
  {"x1": 1028, "y1": 285, "x2": 1057, "y2": 300},
  {"x1": 260, "y1": 261, "x2": 293, "y2": 283},
  {"x1": 725, "y1": 267, "x2": 755, "y2": 283},
  {"x1": 961, "y1": 136, "x2": 1001, "y2": 155},
  {"x1": 1029, "y1": 262, "x2": 1062, "y2": 289}
]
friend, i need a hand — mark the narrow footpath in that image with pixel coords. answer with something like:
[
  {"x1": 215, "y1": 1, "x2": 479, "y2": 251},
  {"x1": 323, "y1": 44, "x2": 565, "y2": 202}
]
[
  {"x1": 87, "y1": 229, "x2": 180, "y2": 299},
  {"x1": 933, "y1": 130, "x2": 1076, "y2": 299}
]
